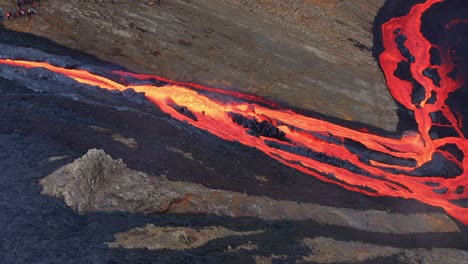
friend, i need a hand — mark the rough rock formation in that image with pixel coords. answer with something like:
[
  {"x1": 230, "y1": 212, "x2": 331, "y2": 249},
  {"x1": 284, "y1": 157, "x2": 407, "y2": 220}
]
[
  {"x1": 108, "y1": 224, "x2": 263, "y2": 250},
  {"x1": 301, "y1": 237, "x2": 468, "y2": 264},
  {"x1": 40, "y1": 149, "x2": 460, "y2": 234}
]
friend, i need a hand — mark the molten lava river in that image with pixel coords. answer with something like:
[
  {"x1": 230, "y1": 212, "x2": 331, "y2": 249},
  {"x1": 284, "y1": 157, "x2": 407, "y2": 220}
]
[{"x1": 1, "y1": 0, "x2": 468, "y2": 223}]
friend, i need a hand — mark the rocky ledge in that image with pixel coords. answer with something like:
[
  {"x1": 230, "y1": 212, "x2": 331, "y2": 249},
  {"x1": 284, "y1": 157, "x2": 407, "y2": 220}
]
[{"x1": 41, "y1": 149, "x2": 459, "y2": 234}]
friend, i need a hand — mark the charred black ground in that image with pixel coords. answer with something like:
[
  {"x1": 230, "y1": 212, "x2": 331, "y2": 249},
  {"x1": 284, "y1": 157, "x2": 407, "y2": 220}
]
[
  {"x1": 420, "y1": 0, "x2": 468, "y2": 137},
  {"x1": 373, "y1": 0, "x2": 468, "y2": 136},
  {"x1": 3, "y1": 69, "x2": 466, "y2": 263}
]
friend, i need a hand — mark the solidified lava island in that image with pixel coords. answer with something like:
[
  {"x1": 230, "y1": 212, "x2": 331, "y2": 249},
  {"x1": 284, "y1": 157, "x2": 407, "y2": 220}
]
[{"x1": 0, "y1": 0, "x2": 467, "y2": 263}]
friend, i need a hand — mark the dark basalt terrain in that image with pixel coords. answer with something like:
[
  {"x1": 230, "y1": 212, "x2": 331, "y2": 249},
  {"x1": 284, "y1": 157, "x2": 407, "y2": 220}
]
[{"x1": 0, "y1": 0, "x2": 467, "y2": 263}]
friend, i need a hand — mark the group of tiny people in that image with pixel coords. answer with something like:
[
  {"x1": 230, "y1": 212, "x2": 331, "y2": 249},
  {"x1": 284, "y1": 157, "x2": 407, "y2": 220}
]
[{"x1": 0, "y1": 0, "x2": 41, "y2": 21}]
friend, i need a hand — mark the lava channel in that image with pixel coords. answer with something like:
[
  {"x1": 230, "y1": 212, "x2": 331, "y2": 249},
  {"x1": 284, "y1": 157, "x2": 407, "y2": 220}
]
[{"x1": 1, "y1": 0, "x2": 468, "y2": 224}]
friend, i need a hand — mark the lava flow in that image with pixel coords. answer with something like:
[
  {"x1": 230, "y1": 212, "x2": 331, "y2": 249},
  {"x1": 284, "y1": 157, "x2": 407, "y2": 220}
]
[{"x1": 1, "y1": 0, "x2": 468, "y2": 223}]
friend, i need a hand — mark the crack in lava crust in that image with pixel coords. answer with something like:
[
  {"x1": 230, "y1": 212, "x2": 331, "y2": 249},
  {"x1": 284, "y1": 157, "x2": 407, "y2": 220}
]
[{"x1": 1, "y1": 0, "x2": 468, "y2": 223}]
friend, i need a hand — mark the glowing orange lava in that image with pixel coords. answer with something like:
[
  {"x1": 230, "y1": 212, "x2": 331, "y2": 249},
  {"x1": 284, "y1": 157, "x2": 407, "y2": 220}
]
[{"x1": 1, "y1": 0, "x2": 467, "y2": 223}]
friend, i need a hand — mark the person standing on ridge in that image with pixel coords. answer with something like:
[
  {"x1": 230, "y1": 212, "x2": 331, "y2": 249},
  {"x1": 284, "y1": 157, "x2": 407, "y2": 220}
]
[
  {"x1": 12, "y1": 9, "x2": 19, "y2": 18},
  {"x1": 27, "y1": 7, "x2": 36, "y2": 18}
]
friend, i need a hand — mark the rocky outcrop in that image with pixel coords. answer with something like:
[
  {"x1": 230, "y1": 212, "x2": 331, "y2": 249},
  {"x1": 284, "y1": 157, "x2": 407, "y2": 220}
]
[
  {"x1": 300, "y1": 237, "x2": 468, "y2": 264},
  {"x1": 40, "y1": 149, "x2": 127, "y2": 212},
  {"x1": 107, "y1": 224, "x2": 263, "y2": 250},
  {"x1": 40, "y1": 149, "x2": 460, "y2": 234}
]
